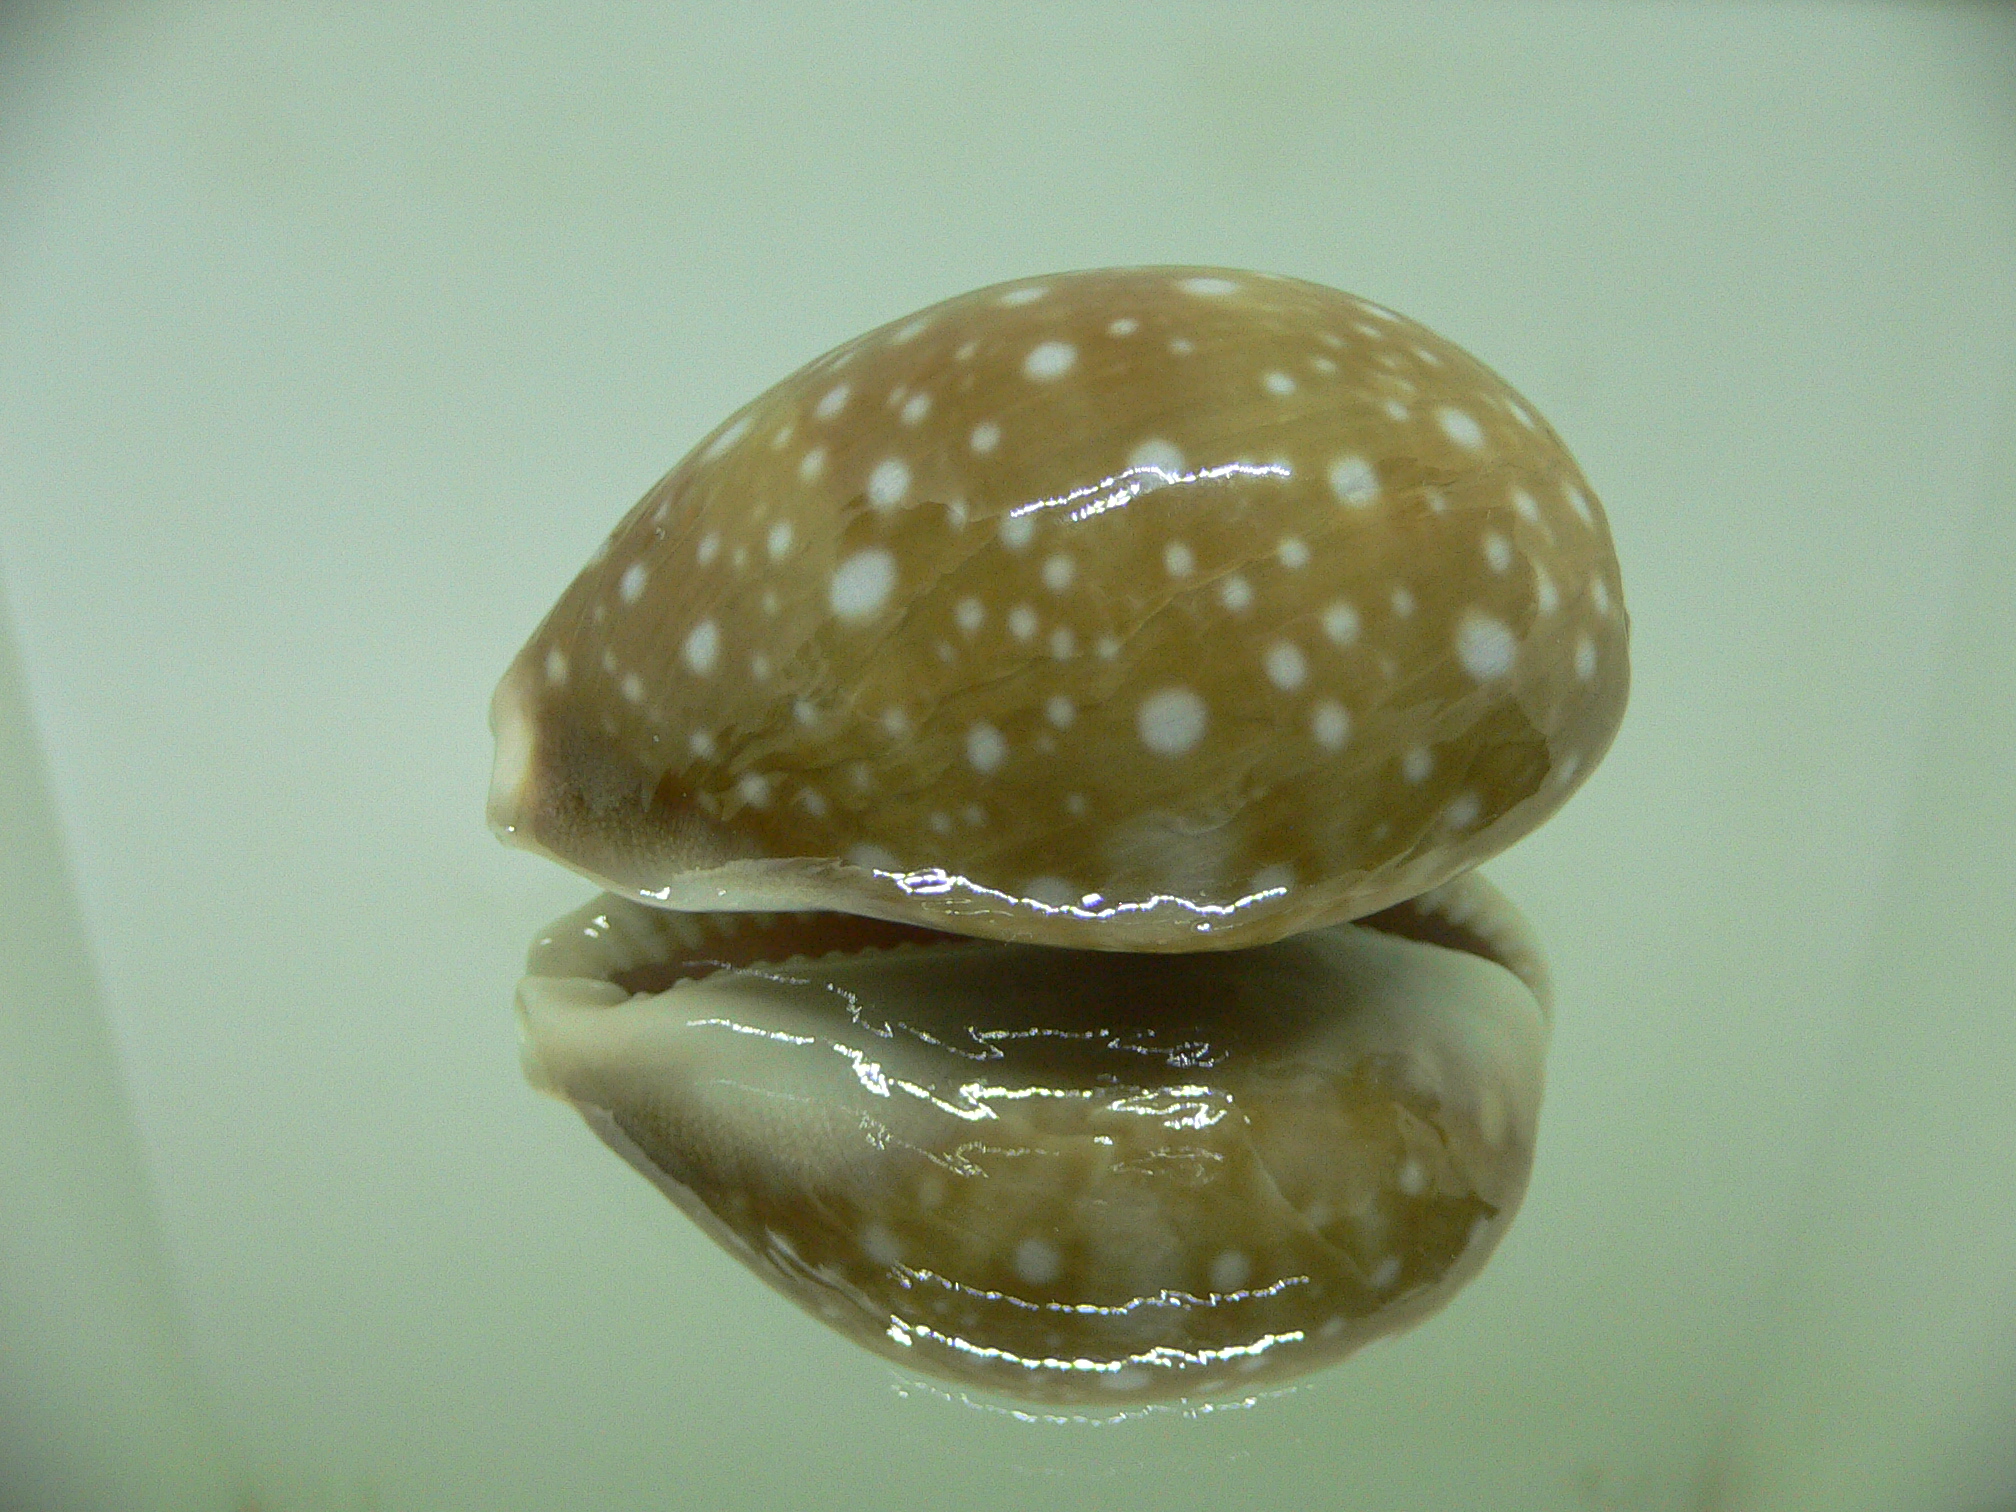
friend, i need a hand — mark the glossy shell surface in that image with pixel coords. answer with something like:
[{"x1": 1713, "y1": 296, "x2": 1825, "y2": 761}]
[
  {"x1": 490, "y1": 267, "x2": 1628, "y2": 951},
  {"x1": 519, "y1": 872, "x2": 1548, "y2": 1406}
]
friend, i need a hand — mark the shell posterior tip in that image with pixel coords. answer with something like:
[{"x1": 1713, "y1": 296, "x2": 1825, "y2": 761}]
[{"x1": 487, "y1": 663, "x2": 537, "y2": 842}]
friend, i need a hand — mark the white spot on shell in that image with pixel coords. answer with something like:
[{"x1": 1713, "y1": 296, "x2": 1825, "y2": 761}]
[
  {"x1": 1137, "y1": 687, "x2": 1207, "y2": 756},
  {"x1": 829, "y1": 549, "x2": 897, "y2": 621},
  {"x1": 1045, "y1": 695, "x2": 1075, "y2": 728},
  {"x1": 1456, "y1": 611, "x2": 1517, "y2": 681},
  {"x1": 682, "y1": 619, "x2": 720, "y2": 676},
  {"x1": 1438, "y1": 407, "x2": 1485, "y2": 449},
  {"x1": 1277, "y1": 537, "x2": 1310, "y2": 569},
  {"x1": 1568, "y1": 485, "x2": 1594, "y2": 524},
  {"x1": 689, "y1": 729, "x2": 716, "y2": 759},
  {"x1": 1042, "y1": 554, "x2": 1075, "y2": 593},
  {"x1": 867, "y1": 457, "x2": 911, "y2": 511},
  {"x1": 1022, "y1": 341, "x2": 1077, "y2": 381},
  {"x1": 1000, "y1": 514, "x2": 1035, "y2": 550},
  {"x1": 1249, "y1": 863, "x2": 1293, "y2": 895},
  {"x1": 1322, "y1": 600, "x2": 1361, "y2": 645},
  {"x1": 955, "y1": 598, "x2": 984, "y2": 634},
  {"x1": 701, "y1": 414, "x2": 751, "y2": 460},
  {"x1": 1592, "y1": 576, "x2": 1612, "y2": 615},
  {"x1": 1368, "y1": 1255, "x2": 1402, "y2": 1291},
  {"x1": 1311, "y1": 700, "x2": 1350, "y2": 751},
  {"x1": 814, "y1": 384, "x2": 851, "y2": 421},
  {"x1": 1107, "y1": 316, "x2": 1139, "y2": 337},
  {"x1": 1210, "y1": 1250, "x2": 1251, "y2": 1291},
  {"x1": 997, "y1": 284, "x2": 1049, "y2": 306},
  {"x1": 619, "y1": 671, "x2": 644, "y2": 703},
  {"x1": 888, "y1": 316, "x2": 931, "y2": 344},
  {"x1": 1390, "y1": 587, "x2": 1415, "y2": 617},
  {"x1": 1263, "y1": 641, "x2": 1306, "y2": 691},
  {"x1": 1163, "y1": 542, "x2": 1195, "y2": 578},
  {"x1": 899, "y1": 392, "x2": 932, "y2": 426},
  {"x1": 1177, "y1": 275, "x2": 1239, "y2": 296},
  {"x1": 1402, "y1": 745, "x2": 1434, "y2": 783},
  {"x1": 1483, "y1": 533, "x2": 1512, "y2": 573},
  {"x1": 798, "y1": 447, "x2": 826, "y2": 484},
  {"x1": 1008, "y1": 604, "x2": 1038, "y2": 641},
  {"x1": 1218, "y1": 576, "x2": 1253, "y2": 612},
  {"x1": 543, "y1": 648, "x2": 568, "y2": 685},
  {"x1": 1329, "y1": 455, "x2": 1380, "y2": 507},
  {"x1": 619, "y1": 562, "x2": 649, "y2": 604},
  {"x1": 1575, "y1": 635, "x2": 1597, "y2": 681},
  {"x1": 1128, "y1": 437, "x2": 1185, "y2": 482},
  {"x1": 966, "y1": 723, "x2": 1006, "y2": 774},
  {"x1": 860, "y1": 1223, "x2": 903, "y2": 1266},
  {"x1": 970, "y1": 421, "x2": 1000, "y2": 454},
  {"x1": 1262, "y1": 370, "x2": 1297, "y2": 397},
  {"x1": 1014, "y1": 1237, "x2": 1061, "y2": 1284},
  {"x1": 736, "y1": 773, "x2": 771, "y2": 808},
  {"x1": 1444, "y1": 792, "x2": 1481, "y2": 828},
  {"x1": 767, "y1": 521, "x2": 794, "y2": 560},
  {"x1": 1048, "y1": 626, "x2": 1075, "y2": 659},
  {"x1": 697, "y1": 532, "x2": 721, "y2": 566}
]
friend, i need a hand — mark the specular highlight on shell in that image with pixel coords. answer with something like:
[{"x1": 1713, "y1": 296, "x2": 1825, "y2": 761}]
[
  {"x1": 490, "y1": 267, "x2": 1627, "y2": 950},
  {"x1": 493, "y1": 266, "x2": 1627, "y2": 1406},
  {"x1": 520, "y1": 873, "x2": 1549, "y2": 1405}
]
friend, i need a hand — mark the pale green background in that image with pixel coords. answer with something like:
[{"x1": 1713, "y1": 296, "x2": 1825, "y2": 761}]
[{"x1": 2, "y1": 4, "x2": 2013, "y2": 1510}]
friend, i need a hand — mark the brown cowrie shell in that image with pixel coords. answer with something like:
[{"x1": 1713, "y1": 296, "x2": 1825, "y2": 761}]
[
  {"x1": 495, "y1": 268, "x2": 1625, "y2": 1404},
  {"x1": 489, "y1": 267, "x2": 1627, "y2": 950}
]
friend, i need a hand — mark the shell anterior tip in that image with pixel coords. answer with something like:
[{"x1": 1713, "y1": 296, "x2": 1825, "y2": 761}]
[{"x1": 487, "y1": 664, "x2": 537, "y2": 841}]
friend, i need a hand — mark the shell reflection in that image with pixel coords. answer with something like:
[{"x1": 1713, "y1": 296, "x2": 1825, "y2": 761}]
[{"x1": 518, "y1": 872, "x2": 1548, "y2": 1405}]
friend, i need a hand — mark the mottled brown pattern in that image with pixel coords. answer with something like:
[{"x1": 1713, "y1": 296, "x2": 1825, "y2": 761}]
[{"x1": 491, "y1": 267, "x2": 1627, "y2": 950}]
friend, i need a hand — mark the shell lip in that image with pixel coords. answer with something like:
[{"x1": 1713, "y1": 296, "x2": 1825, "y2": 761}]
[{"x1": 520, "y1": 866, "x2": 1550, "y2": 1025}]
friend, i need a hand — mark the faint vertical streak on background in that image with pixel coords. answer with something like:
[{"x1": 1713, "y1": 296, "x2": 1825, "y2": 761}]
[
  {"x1": 0, "y1": 569, "x2": 244, "y2": 1511},
  {"x1": 1712, "y1": 382, "x2": 2016, "y2": 1510}
]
